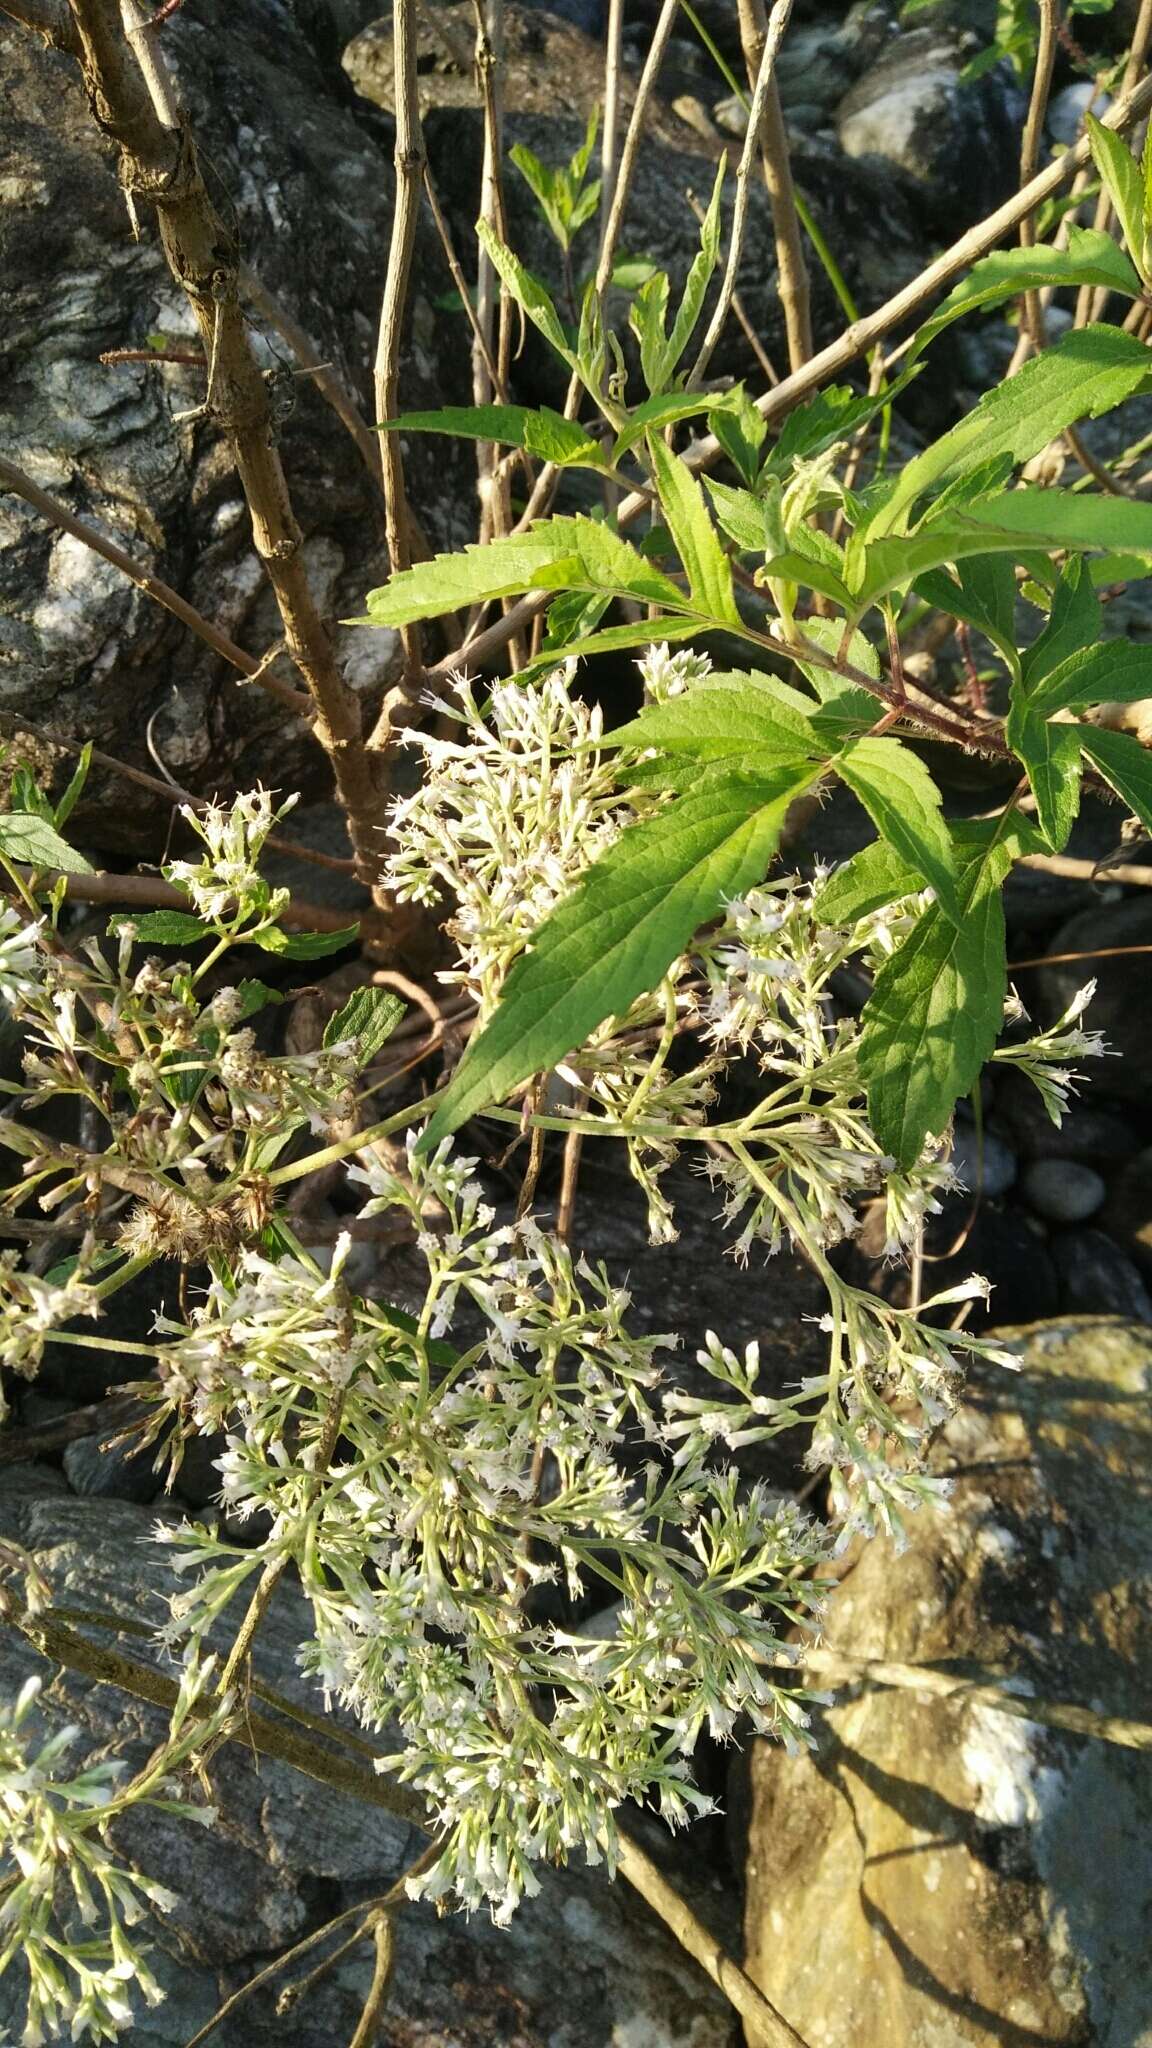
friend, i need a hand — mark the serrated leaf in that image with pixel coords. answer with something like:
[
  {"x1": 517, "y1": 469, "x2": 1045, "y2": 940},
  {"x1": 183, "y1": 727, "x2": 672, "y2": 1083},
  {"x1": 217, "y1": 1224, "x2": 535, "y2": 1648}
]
[
  {"x1": 514, "y1": 616, "x2": 701, "y2": 688},
  {"x1": 709, "y1": 384, "x2": 767, "y2": 485},
  {"x1": 109, "y1": 909, "x2": 209, "y2": 945},
  {"x1": 1087, "y1": 114, "x2": 1148, "y2": 280},
  {"x1": 612, "y1": 391, "x2": 730, "y2": 462},
  {"x1": 646, "y1": 432, "x2": 739, "y2": 625},
  {"x1": 476, "y1": 221, "x2": 577, "y2": 366},
  {"x1": 357, "y1": 517, "x2": 683, "y2": 628},
  {"x1": 1079, "y1": 724, "x2": 1152, "y2": 832},
  {"x1": 610, "y1": 674, "x2": 822, "y2": 775},
  {"x1": 323, "y1": 985, "x2": 405, "y2": 1059},
  {"x1": 419, "y1": 763, "x2": 819, "y2": 1147},
  {"x1": 705, "y1": 475, "x2": 773, "y2": 552},
  {"x1": 252, "y1": 924, "x2": 360, "y2": 960},
  {"x1": 865, "y1": 327, "x2": 1152, "y2": 539},
  {"x1": 914, "y1": 554, "x2": 1021, "y2": 679},
  {"x1": 0, "y1": 812, "x2": 93, "y2": 876},
  {"x1": 859, "y1": 820, "x2": 1026, "y2": 1165},
  {"x1": 1004, "y1": 702, "x2": 1082, "y2": 850},
  {"x1": 834, "y1": 736, "x2": 961, "y2": 919},
  {"x1": 960, "y1": 485, "x2": 1152, "y2": 557},
  {"x1": 762, "y1": 380, "x2": 914, "y2": 481},
  {"x1": 381, "y1": 406, "x2": 602, "y2": 468},
  {"x1": 814, "y1": 838, "x2": 922, "y2": 925},
  {"x1": 907, "y1": 230, "x2": 1142, "y2": 360},
  {"x1": 1028, "y1": 637, "x2": 1152, "y2": 715},
  {"x1": 9, "y1": 769, "x2": 55, "y2": 825},
  {"x1": 1021, "y1": 556, "x2": 1102, "y2": 687},
  {"x1": 235, "y1": 979, "x2": 283, "y2": 1020},
  {"x1": 541, "y1": 590, "x2": 612, "y2": 651}
]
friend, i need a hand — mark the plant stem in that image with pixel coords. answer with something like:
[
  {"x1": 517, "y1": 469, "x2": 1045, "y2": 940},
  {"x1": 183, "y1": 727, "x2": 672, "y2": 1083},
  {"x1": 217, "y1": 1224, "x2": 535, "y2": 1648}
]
[
  {"x1": 736, "y1": 0, "x2": 811, "y2": 371},
  {"x1": 372, "y1": 0, "x2": 426, "y2": 707},
  {"x1": 1018, "y1": 0, "x2": 1058, "y2": 346}
]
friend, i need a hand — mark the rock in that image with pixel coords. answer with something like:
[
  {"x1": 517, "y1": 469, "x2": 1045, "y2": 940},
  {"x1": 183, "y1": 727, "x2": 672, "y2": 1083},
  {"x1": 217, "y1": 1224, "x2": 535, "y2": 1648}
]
[
  {"x1": 1048, "y1": 79, "x2": 1103, "y2": 147},
  {"x1": 0, "y1": 1, "x2": 470, "y2": 857},
  {"x1": 1021, "y1": 1158, "x2": 1107, "y2": 1224},
  {"x1": 1100, "y1": 1146, "x2": 1152, "y2": 1276},
  {"x1": 0, "y1": 1481, "x2": 736, "y2": 2047},
  {"x1": 772, "y1": 2, "x2": 899, "y2": 131},
  {"x1": 993, "y1": 1072, "x2": 1138, "y2": 1169},
  {"x1": 850, "y1": 1193, "x2": 1059, "y2": 1329},
  {"x1": 1028, "y1": 897, "x2": 1152, "y2": 1105},
  {"x1": 740, "y1": 1317, "x2": 1152, "y2": 2048},
  {"x1": 1053, "y1": 1229, "x2": 1152, "y2": 1323},
  {"x1": 836, "y1": 26, "x2": 1026, "y2": 231},
  {"x1": 948, "y1": 1122, "x2": 1017, "y2": 1198},
  {"x1": 63, "y1": 1426, "x2": 162, "y2": 1503}
]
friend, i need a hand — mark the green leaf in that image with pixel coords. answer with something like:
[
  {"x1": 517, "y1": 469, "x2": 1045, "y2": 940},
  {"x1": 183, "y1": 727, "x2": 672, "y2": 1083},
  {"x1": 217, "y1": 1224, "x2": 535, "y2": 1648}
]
[
  {"x1": 420, "y1": 763, "x2": 819, "y2": 1147},
  {"x1": 541, "y1": 590, "x2": 612, "y2": 651},
  {"x1": 612, "y1": 390, "x2": 734, "y2": 462},
  {"x1": 109, "y1": 909, "x2": 208, "y2": 945},
  {"x1": 1028, "y1": 637, "x2": 1152, "y2": 715},
  {"x1": 859, "y1": 820, "x2": 1027, "y2": 1165},
  {"x1": 358, "y1": 517, "x2": 683, "y2": 628},
  {"x1": 1004, "y1": 701, "x2": 1083, "y2": 850},
  {"x1": 610, "y1": 674, "x2": 822, "y2": 776},
  {"x1": 323, "y1": 986, "x2": 405, "y2": 1059},
  {"x1": 235, "y1": 979, "x2": 283, "y2": 1021},
  {"x1": 0, "y1": 813, "x2": 93, "y2": 876},
  {"x1": 513, "y1": 616, "x2": 702, "y2": 688},
  {"x1": 709, "y1": 384, "x2": 767, "y2": 484},
  {"x1": 704, "y1": 475, "x2": 774, "y2": 553},
  {"x1": 645, "y1": 433, "x2": 739, "y2": 625},
  {"x1": 762, "y1": 380, "x2": 914, "y2": 481},
  {"x1": 1021, "y1": 556, "x2": 1102, "y2": 687},
  {"x1": 786, "y1": 618, "x2": 879, "y2": 739},
  {"x1": 960, "y1": 485, "x2": 1152, "y2": 558},
  {"x1": 630, "y1": 269, "x2": 673, "y2": 394},
  {"x1": 9, "y1": 769, "x2": 55, "y2": 824},
  {"x1": 865, "y1": 327, "x2": 1152, "y2": 539},
  {"x1": 1079, "y1": 724, "x2": 1152, "y2": 832},
  {"x1": 54, "y1": 743, "x2": 93, "y2": 830},
  {"x1": 814, "y1": 838, "x2": 922, "y2": 925},
  {"x1": 914, "y1": 554, "x2": 1021, "y2": 680},
  {"x1": 907, "y1": 229, "x2": 1142, "y2": 360},
  {"x1": 381, "y1": 406, "x2": 602, "y2": 468},
  {"x1": 834, "y1": 736, "x2": 961, "y2": 918},
  {"x1": 252, "y1": 924, "x2": 360, "y2": 960},
  {"x1": 1087, "y1": 114, "x2": 1148, "y2": 279},
  {"x1": 476, "y1": 221, "x2": 577, "y2": 367}
]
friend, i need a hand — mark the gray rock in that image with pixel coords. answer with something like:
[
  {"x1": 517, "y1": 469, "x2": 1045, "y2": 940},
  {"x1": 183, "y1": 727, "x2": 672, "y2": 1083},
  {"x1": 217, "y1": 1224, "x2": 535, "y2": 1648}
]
[
  {"x1": 1054, "y1": 1228, "x2": 1152, "y2": 1323},
  {"x1": 63, "y1": 1425, "x2": 162, "y2": 1503},
  {"x1": 1048, "y1": 80, "x2": 1104, "y2": 147},
  {"x1": 0, "y1": 2, "x2": 469, "y2": 858},
  {"x1": 948, "y1": 1122, "x2": 1017, "y2": 1198},
  {"x1": 739, "y1": 1317, "x2": 1152, "y2": 2047},
  {"x1": 994, "y1": 1072, "x2": 1138, "y2": 1168},
  {"x1": 836, "y1": 26, "x2": 1026, "y2": 230},
  {"x1": 0, "y1": 1483, "x2": 736, "y2": 2047},
  {"x1": 1101, "y1": 1146, "x2": 1152, "y2": 1277},
  {"x1": 1021, "y1": 1157, "x2": 1107, "y2": 1224}
]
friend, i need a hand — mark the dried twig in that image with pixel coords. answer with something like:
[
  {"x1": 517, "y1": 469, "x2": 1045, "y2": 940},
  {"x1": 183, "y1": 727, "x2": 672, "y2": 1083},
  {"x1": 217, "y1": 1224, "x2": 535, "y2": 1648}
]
[
  {"x1": 736, "y1": 0, "x2": 811, "y2": 371},
  {"x1": 790, "y1": 1649, "x2": 1152, "y2": 1753},
  {"x1": 239, "y1": 263, "x2": 382, "y2": 487},
  {"x1": 599, "y1": 0, "x2": 625, "y2": 249},
  {"x1": 6, "y1": 863, "x2": 355, "y2": 932},
  {"x1": 0, "y1": 457, "x2": 310, "y2": 713},
  {"x1": 372, "y1": 0, "x2": 426, "y2": 704},
  {"x1": 1076, "y1": 0, "x2": 1152, "y2": 327},
  {"x1": 1018, "y1": 0, "x2": 1058, "y2": 347},
  {"x1": 690, "y1": 0, "x2": 793, "y2": 386}
]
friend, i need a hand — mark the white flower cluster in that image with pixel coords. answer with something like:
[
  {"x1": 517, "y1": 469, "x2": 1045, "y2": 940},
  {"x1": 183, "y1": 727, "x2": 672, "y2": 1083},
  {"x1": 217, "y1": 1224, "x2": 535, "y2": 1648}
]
[
  {"x1": 383, "y1": 673, "x2": 632, "y2": 1016},
  {"x1": 149, "y1": 1137, "x2": 830, "y2": 1926},
  {"x1": 0, "y1": 1254, "x2": 102, "y2": 1417},
  {"x1": 0, "y1": 1666, "x2": 223, "y2": 2047},
  {"x1": 637, "y1": 642, "x2": 714, "y2": 703},
  {"x1": 165, "y1": 787, "x2": 294, "y2": 926},
  {"x1": 993, "y1": 979, "x2": 1110, "y2": 1122}
]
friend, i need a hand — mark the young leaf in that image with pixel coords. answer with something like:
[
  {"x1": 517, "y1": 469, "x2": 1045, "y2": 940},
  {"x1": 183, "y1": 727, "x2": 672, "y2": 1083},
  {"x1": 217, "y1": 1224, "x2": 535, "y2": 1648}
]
[
  {"x1": 612, "y1": 389, "x2": 735, "y2": 462},
  {"x1": 54, "y1": 743, "x2": 93, "y2": 831},
  {"x1": 645, "y1": 433, "x2": 740, "y2": 625},
  {"x1": 859, "y1": 820, "x2": 1027, "y2": 1165},
  {"x1": 761, "y1": 380, "x2": 915, "y2": 481},
  {"x1": 907, "y1": 229, "x2": 1142, "y2": 360},
  {"x1": 664, "y1": 159, "x2": 726, "y2": 383},
  {"x1": 476, "y1": 221, "x2": 577, "y2": 368},
  {"x1": 1079, "y1": 724, "x2": 1152, "y2": 833},
  {"x1": 323, "y1": 986, "x2": 405, "y2": 1060},
  {"x1": 109, "y1": 909, "x2": 209, "y2": 946},
  {"x1": 914, "y1": 555, "x2": 1021, "y2": 680},
  {"x1": 709, "y1": 384, "x2": 767, "y2": 484},
  {"x1": 419, "y1": 763, "x2": 819, "y2": 1147},
  {"x1": 541, "y1": 590, "x2": 612, "y2": 651},
  {"x1": 1021, "y1": 555, "x2": 1102, "y2": 687},
  {"x1": 834, "y1": 736, "x2": 961, "y2": 919},
  {"x1": 252, "y1": 924, "x2": 360, "y2": 960},
  {"x1": 381, "y1": 406, "x2": 602, "y2": 468},
  {"x1": 865, "y1": 326, "x2": 1152, "y2": 539},
  {"x1": 0, "y1": 813, "x2": 93, "y2": 876},
  {"x1": 1086, "y1": 113, "x2": 1148, "y2": 280},
  {"x1": 1004, "y1": 702, "x2": 1083, "y2": 850}
]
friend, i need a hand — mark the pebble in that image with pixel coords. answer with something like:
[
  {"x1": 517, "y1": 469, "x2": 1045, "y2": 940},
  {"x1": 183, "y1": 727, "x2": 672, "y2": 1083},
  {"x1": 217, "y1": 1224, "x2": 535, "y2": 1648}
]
[
  {"x1": 948, "y1": 1123, "x2": 1017, "y2": 1199},
  {"x1": 1054, "y1": 1229, "x2": 1152, "y2": 1324},
  {"x1": 63, "y1": 1429, "x2": 161, "y2": 1503},
  {"x1": 1021, "y1": 1159, "x2": 1107, "y2": 1225}
]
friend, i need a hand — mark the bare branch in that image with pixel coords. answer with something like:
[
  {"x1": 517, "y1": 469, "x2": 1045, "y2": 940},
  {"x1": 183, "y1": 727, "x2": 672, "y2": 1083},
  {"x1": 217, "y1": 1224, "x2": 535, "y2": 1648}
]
[
  {"x1": 1018, "y1": 0, "x2": 1058, "y2": 346},
  {"x1": 8, "y1": 863, "x2": 356, "y2": 933},
  {"x1": 372, "y1": 0, "x2": 426, "y2": 705},
  {"x1": 0, "y1": 0, "x2": 77, "y2": 52},
  {"x1": 736, "y1": 0, "x2": 811, "y2": 371}
]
